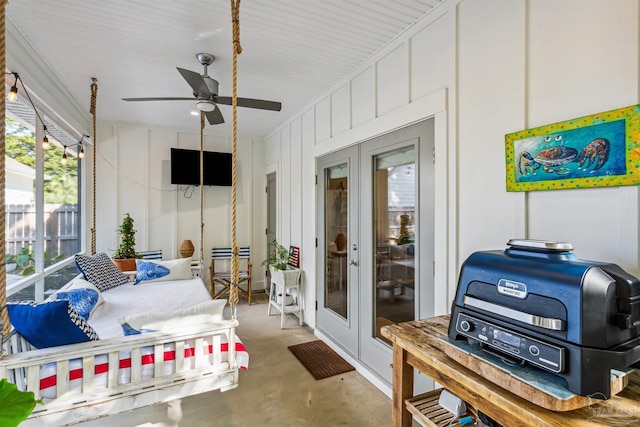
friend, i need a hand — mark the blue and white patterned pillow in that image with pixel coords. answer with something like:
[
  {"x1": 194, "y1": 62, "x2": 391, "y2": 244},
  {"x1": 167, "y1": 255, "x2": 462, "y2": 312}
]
[
  {"x1": 135, "y1": 260, "x2": 171, "y2": 284},
  {"x1": 56, "y1": 288, "x2": 101, "y2": 320},
  {"x1": 53, "y1": 278, "x2": 105, "y2": 320},
  {"x1": 134, "y1": 258, "x2": 192, "y2": 284},
  {"x1": 7, "y1": 299, "x2": 100, "y2": 349},
  {"x1": 75, "y1": 252, "x2": 129, "y2": 291}
]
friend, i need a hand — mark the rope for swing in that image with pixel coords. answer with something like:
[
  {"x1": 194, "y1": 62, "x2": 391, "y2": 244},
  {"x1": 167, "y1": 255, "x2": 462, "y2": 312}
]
[
  {"x1": 90, "y1": 78, "x2": 98, "y2": 255},
  {"x1": 1, "y1": 0, "x2": 9, "y2": 340},
  {"x1": 199, "y1": 112, "x2": 205, "y2": 290},
  {"x1": 228, "y1": 0, "x2": 242, "y2": 317}
]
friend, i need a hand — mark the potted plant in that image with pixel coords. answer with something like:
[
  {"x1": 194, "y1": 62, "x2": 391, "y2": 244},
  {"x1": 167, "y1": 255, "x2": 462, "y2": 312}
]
[
  {"x1": 262, "y1": 240, "x2": 300, "y2": 304},
  {"x1": 261, "y1": 239, "x2": 289, "y2": 271},
  {"x1": 112, "y1": 213, "x2": 141, "y2": 271}
]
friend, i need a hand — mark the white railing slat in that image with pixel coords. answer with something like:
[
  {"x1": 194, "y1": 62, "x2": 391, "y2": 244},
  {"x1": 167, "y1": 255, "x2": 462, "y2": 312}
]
[
  {"x1": 56, "y1": 359, "x2": 69, "y2": 397},
  {"x1": 82, "y1": 355, "x2": 95, "y2": 392},
  {"x1": 154, "y1": 343, "x2": 164, "y2": 378},
  {"x1": 131, "y1": 347, "x2": 142, "y2": 383},
  {"x1": 108, "y1": 351, "x2": 119, "y2": 387},
  {"x1": 175, "y1": 340, "x2": 185, "y2": 372}
]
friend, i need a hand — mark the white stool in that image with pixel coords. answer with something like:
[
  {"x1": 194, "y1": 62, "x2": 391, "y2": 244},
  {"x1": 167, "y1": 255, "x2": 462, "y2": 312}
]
[{"x1": 267, "y1": 266, "x2": 303, "y2": 328}]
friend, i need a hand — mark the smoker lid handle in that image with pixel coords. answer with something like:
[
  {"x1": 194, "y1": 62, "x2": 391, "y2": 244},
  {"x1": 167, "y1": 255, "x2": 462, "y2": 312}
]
[{"x1": 507, "y1": 239, "x2": 573, "y2": 252}]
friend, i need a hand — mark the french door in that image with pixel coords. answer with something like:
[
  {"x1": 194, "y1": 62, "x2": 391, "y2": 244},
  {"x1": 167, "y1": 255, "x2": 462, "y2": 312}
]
[
  {"x1": 316, "y1": 120, "x2": 434, "y2": 383},
  {"x1": 316, "y1": 146, "x2": 359, "y2": 355}
]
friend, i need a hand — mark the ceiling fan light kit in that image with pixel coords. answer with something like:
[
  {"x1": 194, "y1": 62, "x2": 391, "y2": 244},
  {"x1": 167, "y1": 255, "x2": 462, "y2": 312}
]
[
  {"x1": 196, "y1": 100, "x2": 216, "y2": 112},
  {"x1": 122, "y1": 53, "x2": 281, "y2": 126}
]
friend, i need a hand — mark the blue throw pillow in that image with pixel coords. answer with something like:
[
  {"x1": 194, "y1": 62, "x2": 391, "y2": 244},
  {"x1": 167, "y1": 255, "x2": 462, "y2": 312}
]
[
  {"x1": 56, "y1": 288, "x2": 101, "y2": 320},
  {"x1": 135, "y1": 260, "x2": 171, "y2": 284},
  {"x1": 75, "y1": 252, "x2": 129, "y2": 291},
  {"x1": 7, "y1": 299, "x2": 100, "y2": 349}
]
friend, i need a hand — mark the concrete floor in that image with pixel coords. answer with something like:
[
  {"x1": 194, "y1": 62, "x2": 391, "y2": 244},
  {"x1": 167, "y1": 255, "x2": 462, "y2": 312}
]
[{"x1": 77, "y1": 293, "x2": 408, "y2": 427}]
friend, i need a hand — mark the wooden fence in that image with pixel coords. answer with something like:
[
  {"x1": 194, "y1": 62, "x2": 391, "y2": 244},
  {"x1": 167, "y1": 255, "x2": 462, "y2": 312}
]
[{"x1": 5, "y1": 204, "x2": 80, "y2": 260}]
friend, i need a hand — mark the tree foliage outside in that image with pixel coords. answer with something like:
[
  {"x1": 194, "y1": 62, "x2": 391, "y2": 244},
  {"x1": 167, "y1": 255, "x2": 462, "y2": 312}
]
[{"x1": 5, "y1": 118, "x2": 78, "y2": 204}]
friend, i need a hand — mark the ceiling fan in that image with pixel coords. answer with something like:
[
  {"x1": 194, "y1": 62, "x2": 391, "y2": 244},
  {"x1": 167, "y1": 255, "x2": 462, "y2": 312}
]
[{"x1": 122, "y1": 53, "x2": 281, "y2": 125}]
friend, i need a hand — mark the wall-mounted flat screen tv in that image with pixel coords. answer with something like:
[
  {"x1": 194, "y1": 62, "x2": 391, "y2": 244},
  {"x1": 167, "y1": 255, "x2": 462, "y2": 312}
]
[{"x1": 170, "y1": 148, "x2": 232, "y2": 186}]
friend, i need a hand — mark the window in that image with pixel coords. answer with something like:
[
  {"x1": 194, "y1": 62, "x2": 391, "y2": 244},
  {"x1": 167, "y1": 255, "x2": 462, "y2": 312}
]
[
  {"x1": 373, "y1": 147, "x2": 416, "y2": 343},
  {"x1": 5, "y1": 80, "x2": 83, "y2": 302}
]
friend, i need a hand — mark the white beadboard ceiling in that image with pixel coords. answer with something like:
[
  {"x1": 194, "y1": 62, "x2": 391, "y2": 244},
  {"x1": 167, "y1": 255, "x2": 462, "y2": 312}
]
[{"x1": 6, "y1": 0, "x2": 442, "y2": 137}]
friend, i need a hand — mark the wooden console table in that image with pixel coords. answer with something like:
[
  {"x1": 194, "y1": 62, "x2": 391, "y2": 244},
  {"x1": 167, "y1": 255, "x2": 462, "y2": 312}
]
[{"x1": 381, "y1": 315, "x2": 640, "y2": 427}]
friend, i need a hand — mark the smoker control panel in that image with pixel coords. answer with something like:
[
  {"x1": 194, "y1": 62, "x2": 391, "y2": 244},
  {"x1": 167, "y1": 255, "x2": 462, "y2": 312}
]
[{"x1": 454, "y1": 312, "x2": 565, "y2": 373}]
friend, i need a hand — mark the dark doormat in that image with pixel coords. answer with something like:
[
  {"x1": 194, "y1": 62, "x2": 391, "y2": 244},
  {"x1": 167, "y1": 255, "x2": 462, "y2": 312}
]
[{"x1": 288, "y1": 340, "x2": 355, "y2": 380}]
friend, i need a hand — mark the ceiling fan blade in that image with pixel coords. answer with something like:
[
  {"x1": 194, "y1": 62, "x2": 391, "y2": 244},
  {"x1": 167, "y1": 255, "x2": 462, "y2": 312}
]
[
  {"x1": 205, "y1": 108, "x2": 225, "y2": 125},
  {"x1": 122, "y1": 97, "x2": 195, "y2": 101},
  {"x1": 177, "y1": 67, "x2": 211, "y2": 97},
  {"x1": 215, "y1": 96, "x2": 282, "y2": 111}
]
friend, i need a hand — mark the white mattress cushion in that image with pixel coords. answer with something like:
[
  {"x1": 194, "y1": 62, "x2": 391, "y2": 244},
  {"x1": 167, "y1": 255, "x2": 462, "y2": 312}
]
[
  {"x1": 88, "y1": 278, "x2": 212, "y2": 339},
  {"x1": 118, "y1": 299, "x2": 227, "y2": 334}
]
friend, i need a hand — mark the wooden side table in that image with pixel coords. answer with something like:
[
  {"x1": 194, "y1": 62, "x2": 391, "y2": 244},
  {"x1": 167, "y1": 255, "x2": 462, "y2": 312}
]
[
  {"x1": 381, "y1": 315, "x2": 640, "y2": 427},
  {"x1": 267, "y1": 266, "x2": 303, "y2": 328}
]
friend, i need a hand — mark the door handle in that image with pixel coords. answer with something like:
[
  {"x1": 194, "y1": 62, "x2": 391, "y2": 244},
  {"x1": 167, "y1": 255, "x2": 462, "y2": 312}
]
[{"x1": 348, "y1": 259, "x2": 358, "y2": 266}]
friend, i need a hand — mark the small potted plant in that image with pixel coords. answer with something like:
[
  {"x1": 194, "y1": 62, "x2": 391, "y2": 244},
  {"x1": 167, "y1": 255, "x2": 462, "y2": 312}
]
[
  {"x1": 262, "y1": 240, "x2": 300, "y2": 304},
  {"x1": 261, "y1": 239, "x2": 289, "y2": 271},
  {"x1": 112, "y1": 213, "x2": 142, "y2": 271}
]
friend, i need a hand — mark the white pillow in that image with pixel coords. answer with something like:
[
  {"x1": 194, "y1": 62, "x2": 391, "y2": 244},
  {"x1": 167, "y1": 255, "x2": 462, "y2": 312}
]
[
  {"x1": 118, "y1": 299, "x2": 227, "y2": 333},
  {"x1": 135, "y1": 258, "x2": 192, "y2": 283}
]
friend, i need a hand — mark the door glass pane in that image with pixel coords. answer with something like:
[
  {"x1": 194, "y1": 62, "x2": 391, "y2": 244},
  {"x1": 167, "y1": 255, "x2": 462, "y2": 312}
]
[
  {"x1": 373, "y1": 147, "x2": 415, "y2": 344},
  {"x1": 325, "y1": 164, "x2": 348, "y2": 319}
]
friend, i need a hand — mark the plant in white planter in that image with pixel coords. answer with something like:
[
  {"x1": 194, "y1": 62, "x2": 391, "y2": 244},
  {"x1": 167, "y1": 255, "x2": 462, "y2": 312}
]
[
  {"x1": 262, "y1": 240, "x2": 299, "y2": 304},
  {"x1": 261, "y1": 239, "x2": 289, "y2": 271}
]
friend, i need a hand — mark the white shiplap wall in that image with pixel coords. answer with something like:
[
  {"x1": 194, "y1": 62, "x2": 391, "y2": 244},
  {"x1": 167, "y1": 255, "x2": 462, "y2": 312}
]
[
  {"x1": 95, "y1": 122, "x2": 265, "y2": 287},
  {"x1": 266, "y1": 0, "x2": 640, "y2": 335},
  {"x1": 525, "y1": 0, "x2": 639, "y2": 268},
  {"x1": 456, "y1": 0, "x2": 527, "y2": 262}
]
